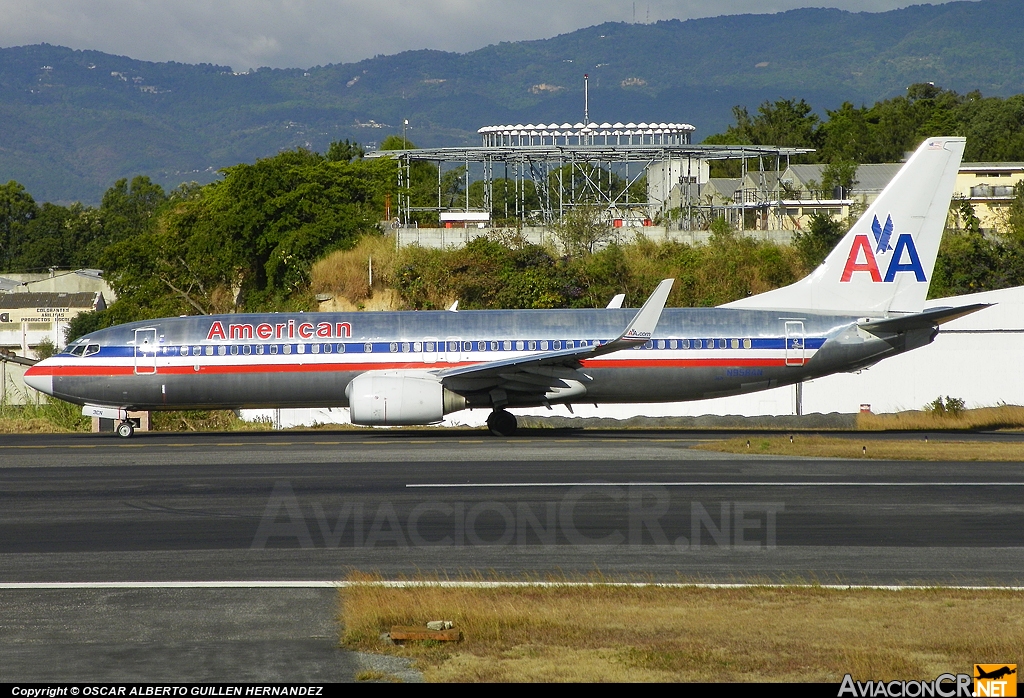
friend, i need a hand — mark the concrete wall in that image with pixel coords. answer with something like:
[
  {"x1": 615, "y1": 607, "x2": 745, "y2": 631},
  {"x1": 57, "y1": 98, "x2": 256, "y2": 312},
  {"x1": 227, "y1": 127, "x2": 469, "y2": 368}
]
[
  {"x1": 1, "y1": 271, "x2": 115, "y2": 301},
  {"x1": 0, "y1": 360, "x2": 47, "y2": 407},
  {"x1": 393, "y1": 226, "x2": 794, "y2": 251}
]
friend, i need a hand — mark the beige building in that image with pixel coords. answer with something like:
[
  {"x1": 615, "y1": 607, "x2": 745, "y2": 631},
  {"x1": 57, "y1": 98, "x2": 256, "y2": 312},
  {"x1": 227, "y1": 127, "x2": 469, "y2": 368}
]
[
  {"x1": 0, "y1": 290, "x2": 107, "y2": 406},
  {"x1": 954, "y1": 162, "x2": 1024, "y2": 232},
  {"x1": 674, "y1": 161, "x2": 1023, "y2": 234}
]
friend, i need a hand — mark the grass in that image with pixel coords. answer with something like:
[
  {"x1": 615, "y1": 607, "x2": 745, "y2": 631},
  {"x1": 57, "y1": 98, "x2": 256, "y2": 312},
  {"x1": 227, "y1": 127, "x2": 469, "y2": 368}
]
[
  {"x1": 858, "y1": 404, "x2": 1024, "y2": 431},
  {"x1": 696, "y1": 435, "x2": 1024, "y2": 460},
  {"x1": 0, "y1": 400, "x2": 90, "y2": 433},
  {"x1": 339, "y1": 581, "x2": 1024, "y2": 682},
  {"x1": 149, "y1": 410, "x2": 273, "y2": 432}
]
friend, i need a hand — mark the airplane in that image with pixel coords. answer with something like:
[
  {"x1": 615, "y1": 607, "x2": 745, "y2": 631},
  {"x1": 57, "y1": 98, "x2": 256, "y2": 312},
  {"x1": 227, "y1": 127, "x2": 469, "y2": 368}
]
[{"x1": 24, "y1": 136, "x2": 989, "y2": 437}]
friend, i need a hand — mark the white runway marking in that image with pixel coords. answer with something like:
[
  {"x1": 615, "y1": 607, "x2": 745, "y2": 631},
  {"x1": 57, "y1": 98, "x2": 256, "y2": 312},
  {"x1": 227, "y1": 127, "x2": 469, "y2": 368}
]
[
  {"x1": 406, "y1": 481, "x2": 1024, "y2": 488},
  {"x1": 0, "y1": 581, "x2": 1021, "y2": 591}
]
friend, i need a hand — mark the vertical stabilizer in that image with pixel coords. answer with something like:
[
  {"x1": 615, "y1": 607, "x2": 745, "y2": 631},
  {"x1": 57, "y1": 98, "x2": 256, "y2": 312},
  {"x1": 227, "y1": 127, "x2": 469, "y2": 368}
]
[{"x1": 723, "y1": 137, "x2": 965, "y2": 315}]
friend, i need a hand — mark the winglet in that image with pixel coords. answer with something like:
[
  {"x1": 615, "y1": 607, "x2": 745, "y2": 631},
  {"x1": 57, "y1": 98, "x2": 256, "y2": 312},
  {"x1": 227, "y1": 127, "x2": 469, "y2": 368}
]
[
  {"x1": 606, "y1": 293, "x2": 625, "y2": 309},
  {"x1": 616, "y1": 279, "x2": 674, "y2": 343}
]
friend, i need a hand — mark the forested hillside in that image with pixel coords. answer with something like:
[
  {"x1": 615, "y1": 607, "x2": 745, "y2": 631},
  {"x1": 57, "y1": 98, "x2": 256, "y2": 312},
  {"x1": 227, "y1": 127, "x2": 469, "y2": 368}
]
[{"x1": 4, "y1": 0, "x2": 1024, "y2": 202}]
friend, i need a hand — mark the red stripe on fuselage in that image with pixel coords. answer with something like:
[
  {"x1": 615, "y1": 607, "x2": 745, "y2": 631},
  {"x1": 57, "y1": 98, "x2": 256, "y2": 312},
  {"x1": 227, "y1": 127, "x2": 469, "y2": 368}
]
[{"x1": 28, "y1": 356, "x2": 795, "y2": 377}]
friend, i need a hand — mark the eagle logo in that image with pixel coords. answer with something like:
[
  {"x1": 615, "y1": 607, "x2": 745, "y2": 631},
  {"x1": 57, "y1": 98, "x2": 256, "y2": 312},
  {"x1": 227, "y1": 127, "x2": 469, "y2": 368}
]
[{"x1": 871, "y1": 214, "x2": 894, "y2": 254}]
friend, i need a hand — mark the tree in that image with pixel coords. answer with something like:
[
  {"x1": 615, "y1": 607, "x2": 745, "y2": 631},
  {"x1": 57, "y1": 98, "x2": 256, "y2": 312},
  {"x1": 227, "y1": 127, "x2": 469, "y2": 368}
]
[
  {"x1": 792, "y1": 212, "x2": 845, "y2": 270},
  {"x1": 326, "y1": 139, "x2": 364, "y2": 162},
  {"x1": 0, "y1": 181, "x2": 37, "y2": 271},
  {"x1": 552, "y1": 205, "x2": 612, "y2": 257},
  {"x1": 100, "y1": 148, "x2": 395, "y2": 318},
  {"x1": 821, "y1": 160, "x2": 859, "y2": 198}
]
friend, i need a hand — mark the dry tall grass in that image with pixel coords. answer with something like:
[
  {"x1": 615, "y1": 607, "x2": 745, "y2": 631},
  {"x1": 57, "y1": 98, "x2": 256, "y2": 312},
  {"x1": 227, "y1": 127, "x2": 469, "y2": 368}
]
[
  {"x1": 858, "y1": 405, "x2": 1024, "y2": 431},
  {"x1": 699, "y1": 435, "x2": 1024, "y2": 460},
  {"x1": 340, "y1": 582, "x2": 1024, "y2": 682},
  {"x1": 310, "y1": 235, "x2": 398, "y2": 306}
]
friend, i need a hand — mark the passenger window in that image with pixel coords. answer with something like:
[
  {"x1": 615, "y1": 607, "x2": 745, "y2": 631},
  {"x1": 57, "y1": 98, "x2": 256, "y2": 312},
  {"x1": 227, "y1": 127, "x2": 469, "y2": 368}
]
[
  {"x1": 743, "y1": 339, "x2": 752, "y2": 349},
  {"x1": 336, "y1": 343, "x2": 345, "y2": 353},
  {"x1": 312, "y1": 344, "x2": 320, "y2": 354},
  {"x1": 731, "y1": 339, "x2": 740, "y2": 349},
  {"x1": 243, "y1": 345, "x2": 252, "y2": 355},
  {"x1": 256, "y1": 345, "x2": 265, "y2": 355},
  {"x1": 180, "y1": 346, "x2": 189, "y2": 356},
  {"x1": 297, "y1": 344, "x2": 305, "y2": 354},
  {"x1": 231, "y1": 345, "x2": 238, "y2": 355},
  {"x1": 283, "y1": 345, "x2": 291, "y2": 355},
  {"x1": 390, "y1": 342, "x2": 398, "y2": 353},
  {"x1": 364, "y1": 343, "x2": 373, "y2": 353},
  {"x1": 270, "y1": 345, "x2": 278, "y2": 355},
  {"x1": 413, "y1": 342, "x2": 422, "y2": 352},
  {"x1": 205, "y1": 346, "x2": 214, "y2": 356},
  {"x1": 217, "y1": 345, "x2": 226, "y2": 356}
]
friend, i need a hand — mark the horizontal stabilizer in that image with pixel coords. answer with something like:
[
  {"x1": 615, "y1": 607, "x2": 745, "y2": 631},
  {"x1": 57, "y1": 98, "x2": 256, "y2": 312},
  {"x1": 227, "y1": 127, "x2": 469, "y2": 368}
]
[{"x1": 859, "y1": 303, "x2": 991, "y2": 334}]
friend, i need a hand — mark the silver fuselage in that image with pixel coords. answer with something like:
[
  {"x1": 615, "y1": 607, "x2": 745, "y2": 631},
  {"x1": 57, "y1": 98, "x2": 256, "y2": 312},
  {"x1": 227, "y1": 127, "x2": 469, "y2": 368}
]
[{"x1": 28, "y1": 308, "x2": 933, "y2": 411}]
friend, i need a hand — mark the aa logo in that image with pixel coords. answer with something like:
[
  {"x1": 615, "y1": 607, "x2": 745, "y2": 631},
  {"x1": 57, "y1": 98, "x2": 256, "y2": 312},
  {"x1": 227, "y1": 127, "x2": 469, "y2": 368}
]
[
  {"x1": 840, "y1": 214, "x2": 927, "y2": 283},
  {"x1": 974, "y1": 664, "x2": 1017, "y2": 697}
]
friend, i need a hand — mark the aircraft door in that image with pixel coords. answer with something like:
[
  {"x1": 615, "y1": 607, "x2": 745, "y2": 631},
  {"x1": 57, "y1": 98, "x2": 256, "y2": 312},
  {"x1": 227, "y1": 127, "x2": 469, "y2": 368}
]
[
  {"x1": 784, "y1": 321, "x2": 805, "y2": 366},
  {"x1": 423, "y1": 337, "x2": 438, "y2": 364},
  {"x1": 134, "y1": 328, "x2": 158, "y2": 375},
  {"x1": 445, "y1": 336, "x2": 463, "y2": 363}
]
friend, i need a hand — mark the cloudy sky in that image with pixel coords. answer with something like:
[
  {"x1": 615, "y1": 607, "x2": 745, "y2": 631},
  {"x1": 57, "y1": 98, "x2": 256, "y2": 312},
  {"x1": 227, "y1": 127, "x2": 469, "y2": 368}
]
[{"x1": 1, "y1": 0, "x2": 966, "y2": 71}]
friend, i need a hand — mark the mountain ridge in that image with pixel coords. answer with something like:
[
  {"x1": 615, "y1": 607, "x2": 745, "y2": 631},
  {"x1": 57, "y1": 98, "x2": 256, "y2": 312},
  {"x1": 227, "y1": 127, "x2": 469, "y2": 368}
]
[{"x1": 3, "y1": 0, "x2": 1024, "y2": 203}]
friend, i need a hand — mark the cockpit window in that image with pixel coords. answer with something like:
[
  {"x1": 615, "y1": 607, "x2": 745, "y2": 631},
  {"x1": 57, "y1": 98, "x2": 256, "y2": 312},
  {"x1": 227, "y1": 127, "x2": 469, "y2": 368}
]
[
  {"x1": 69, "y1": 344, "x2": 87, "y2": 357},
  {"x1": 83, "y1": 344, "x2": 100, "y2": 357}
]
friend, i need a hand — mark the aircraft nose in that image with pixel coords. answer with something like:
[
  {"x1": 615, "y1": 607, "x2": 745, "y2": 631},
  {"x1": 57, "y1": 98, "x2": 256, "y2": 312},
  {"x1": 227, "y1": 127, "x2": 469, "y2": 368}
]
[{"x1": 23, "y1": 363, "x2": 54, "y2": 396}]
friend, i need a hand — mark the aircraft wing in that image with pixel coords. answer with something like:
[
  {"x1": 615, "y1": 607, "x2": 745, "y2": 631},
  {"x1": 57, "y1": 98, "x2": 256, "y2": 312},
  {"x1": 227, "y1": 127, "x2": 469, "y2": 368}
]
[
  {"x1": 436, "y1": 279, "x2": 674, "y2": 395},
  {"x1": 858, "y1": 303, "x2": 991, "y2": 334}
]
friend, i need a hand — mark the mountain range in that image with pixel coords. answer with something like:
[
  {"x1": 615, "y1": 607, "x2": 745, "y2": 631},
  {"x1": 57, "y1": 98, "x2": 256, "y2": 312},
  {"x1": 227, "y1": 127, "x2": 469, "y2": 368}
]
[{"x1": 2, "y1": 0, "x2": 1024, "y2": 204}]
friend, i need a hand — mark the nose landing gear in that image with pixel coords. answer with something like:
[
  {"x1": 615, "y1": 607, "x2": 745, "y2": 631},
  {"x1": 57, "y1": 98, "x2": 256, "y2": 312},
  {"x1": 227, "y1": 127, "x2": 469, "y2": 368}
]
[
  {"x1": 116, "y1": 421, "x2": 135, "y2": 438},
  {"x1": 486, "y1": 409, "x2": 518, "y2": 437}
]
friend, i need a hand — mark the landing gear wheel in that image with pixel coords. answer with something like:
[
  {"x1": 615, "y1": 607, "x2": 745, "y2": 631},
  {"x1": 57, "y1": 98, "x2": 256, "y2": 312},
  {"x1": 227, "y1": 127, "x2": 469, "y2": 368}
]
[
  {"x1": 117, "y1": 421, "x2": 135, "y2": 438},
  {"x1": 487, "y1": 409, "x2": 518, "y2": 437}
]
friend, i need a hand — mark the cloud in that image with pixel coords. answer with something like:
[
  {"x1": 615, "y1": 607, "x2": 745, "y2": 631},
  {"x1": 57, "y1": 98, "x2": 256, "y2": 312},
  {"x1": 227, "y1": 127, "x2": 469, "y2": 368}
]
[{"x1": 0, "y1": 0, "x2": 960, "y2": 71}]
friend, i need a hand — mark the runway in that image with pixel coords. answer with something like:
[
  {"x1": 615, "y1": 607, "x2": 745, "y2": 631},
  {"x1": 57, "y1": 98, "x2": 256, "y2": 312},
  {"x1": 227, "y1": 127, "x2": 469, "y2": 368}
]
[
  {"x1": 2, "y1": 429, "x2": 1022, "y2": 681},
  {"x1": 2, "y1": 429, "x2": 1023, "y2": 585}
]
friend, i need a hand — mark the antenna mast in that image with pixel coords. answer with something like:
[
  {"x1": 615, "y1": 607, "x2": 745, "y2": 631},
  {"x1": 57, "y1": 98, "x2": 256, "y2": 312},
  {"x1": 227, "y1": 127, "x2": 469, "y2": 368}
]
[{"x1": 584, "y1": 74, "x2": 589, "y2": 124}]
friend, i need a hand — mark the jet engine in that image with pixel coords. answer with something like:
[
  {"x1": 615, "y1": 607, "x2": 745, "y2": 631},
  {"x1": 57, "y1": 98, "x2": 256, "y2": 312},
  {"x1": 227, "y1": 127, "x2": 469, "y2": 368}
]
[{"x1": 345, "y1": 370, "x2": 466, "y2": 425}]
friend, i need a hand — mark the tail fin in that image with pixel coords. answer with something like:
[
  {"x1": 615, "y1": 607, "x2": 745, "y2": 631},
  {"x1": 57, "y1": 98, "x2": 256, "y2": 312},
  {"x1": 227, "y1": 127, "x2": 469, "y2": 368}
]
[{"x1": 723, "y1": 137, "x2": 965, "y2": 315}]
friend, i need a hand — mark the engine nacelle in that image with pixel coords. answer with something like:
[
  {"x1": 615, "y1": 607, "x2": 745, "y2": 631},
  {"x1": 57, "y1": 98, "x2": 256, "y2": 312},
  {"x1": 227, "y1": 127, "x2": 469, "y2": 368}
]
[{"x1": 345, "y1": 371, "x2": 466, "y2": 426}]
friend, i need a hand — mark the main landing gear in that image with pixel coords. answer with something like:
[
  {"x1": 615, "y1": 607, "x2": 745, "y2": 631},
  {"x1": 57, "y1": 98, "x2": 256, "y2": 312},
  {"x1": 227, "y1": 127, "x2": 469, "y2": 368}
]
[
  {"x1": 486, "y1": 409, "x2": 518, "y2": 437},
  {"x1": 116, "y1": 421, "x2": 135, "y2": 438}
]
